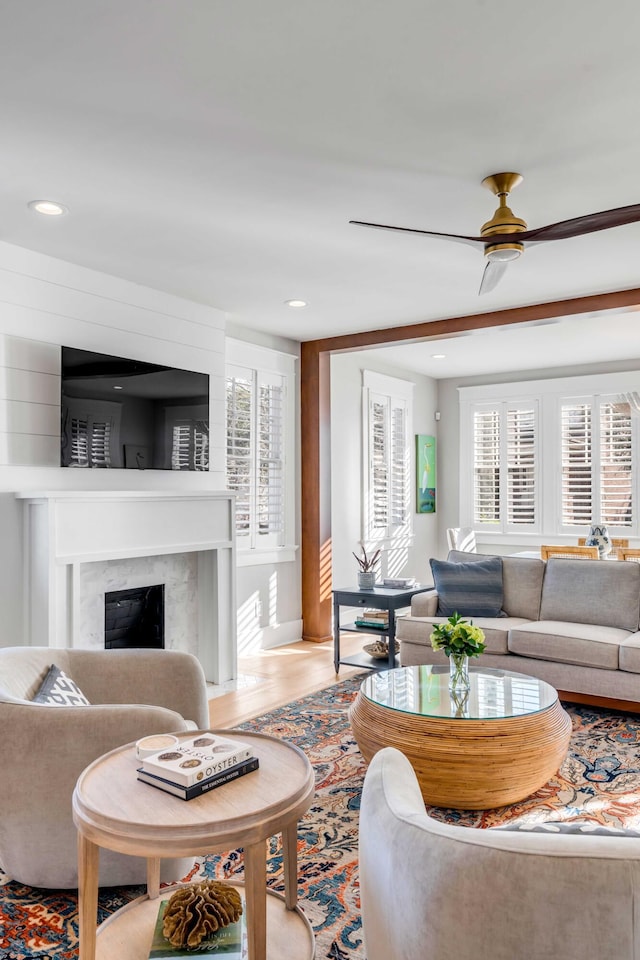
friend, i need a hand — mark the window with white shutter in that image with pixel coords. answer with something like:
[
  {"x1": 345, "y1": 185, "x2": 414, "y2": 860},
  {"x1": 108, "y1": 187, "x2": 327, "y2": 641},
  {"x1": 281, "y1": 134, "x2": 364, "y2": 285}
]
[
  {"x1": 601, "y1": 399, "x2": 632, "y2": 526},
  {"x1": 362, "y1": 371, "x2": 413, "y2": 546},
  {"x1": 473, "y1": 408, "x2": 500, "y2": 525},
  {"x1": 225, "y1": 341, "x2": 295, "y2": 561},
  {"x1": 461, "y1": 373, "x2": 638, "y2": 541},
  {"x1": 561, "y1": 397, "x2": 632, "y2": 528},
  {"x1": 561, "y1": 402, "x2": 592, "y2": 526},
  {"x1": 469, "y1": 401, "x2": 539, "y2": 533}
]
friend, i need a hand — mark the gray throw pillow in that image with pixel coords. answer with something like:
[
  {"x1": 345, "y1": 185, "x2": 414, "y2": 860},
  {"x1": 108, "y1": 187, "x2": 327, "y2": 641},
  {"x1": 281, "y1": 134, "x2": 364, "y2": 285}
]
[
  {"x1": 32, "y1": 664, "x2": 91, "y2": 706},
  {"x1": 430, "y1": 555, "x2": 504, "y2": 618}
]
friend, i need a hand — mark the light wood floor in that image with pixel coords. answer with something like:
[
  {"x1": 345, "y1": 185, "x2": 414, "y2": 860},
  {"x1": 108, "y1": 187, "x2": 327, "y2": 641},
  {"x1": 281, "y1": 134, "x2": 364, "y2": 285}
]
[{"x1": 207, "y1": 634, "x2": 366, "y2": 727}]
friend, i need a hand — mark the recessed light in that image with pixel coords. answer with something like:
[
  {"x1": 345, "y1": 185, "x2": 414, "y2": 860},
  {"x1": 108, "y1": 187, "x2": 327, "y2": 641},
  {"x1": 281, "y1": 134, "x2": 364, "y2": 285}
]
[
  {"x1": 285, "y1": 299, "x2": 308, "y2": 308},
  {"x1": 431, "y1": 353, "x2": 446, "y2": 359},
  {"x1": 28, "y1": 200, "x2": 68, "y2": 216},
  {"x1": 113, "y1": 385, "x2": 123, "y2": 390}
]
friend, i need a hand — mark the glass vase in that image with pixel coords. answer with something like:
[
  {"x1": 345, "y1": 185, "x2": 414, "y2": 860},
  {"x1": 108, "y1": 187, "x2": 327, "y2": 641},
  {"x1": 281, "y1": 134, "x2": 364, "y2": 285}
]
[{"x1": 449, "y1": 652, "x2": 470, "y2": 693}]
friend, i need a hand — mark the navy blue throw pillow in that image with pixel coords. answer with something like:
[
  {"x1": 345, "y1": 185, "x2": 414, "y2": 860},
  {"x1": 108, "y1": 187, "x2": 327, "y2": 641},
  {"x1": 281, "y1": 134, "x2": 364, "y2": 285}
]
[{"x1": 430, "y1": 556, "x2": 504, "y2": 618}]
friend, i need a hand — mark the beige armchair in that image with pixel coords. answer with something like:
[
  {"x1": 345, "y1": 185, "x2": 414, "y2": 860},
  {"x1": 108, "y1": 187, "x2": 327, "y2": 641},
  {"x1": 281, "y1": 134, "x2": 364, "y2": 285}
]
[
  {"x1": 360, "y1": 747, "x2": 640, "y2": 960},
  {"x1": 0, "y1": 646, "x2": 210, "y2": 889}
]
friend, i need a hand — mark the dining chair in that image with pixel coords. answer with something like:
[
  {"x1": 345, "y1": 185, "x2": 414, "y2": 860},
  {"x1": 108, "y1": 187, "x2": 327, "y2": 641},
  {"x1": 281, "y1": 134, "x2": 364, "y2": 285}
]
[
  {"x1": 578, "y1": 537, "x2": 629, "y2": 559},
  {"x1": 446, "y1": 527, "x2": 477, "y2": 553},
  {"x1": 541, "y1": 544, "x2": 599, "y2": 560},
  {"x1": 619, "y1": 548, "x2": 640, "y2": 563}
]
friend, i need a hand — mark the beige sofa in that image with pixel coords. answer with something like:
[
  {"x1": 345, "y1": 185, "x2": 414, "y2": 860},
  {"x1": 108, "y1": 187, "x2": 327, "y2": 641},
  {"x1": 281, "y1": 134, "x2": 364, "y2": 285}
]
[
  {"x1": 397, "y1": 549, "x2": 640, "y2": 704},
  {"x1": 360, "y1": 747, "x2": 640, "y2": 960},
  {"x1": 0, "y1": 646, "x2": 210, "y2": 888}
]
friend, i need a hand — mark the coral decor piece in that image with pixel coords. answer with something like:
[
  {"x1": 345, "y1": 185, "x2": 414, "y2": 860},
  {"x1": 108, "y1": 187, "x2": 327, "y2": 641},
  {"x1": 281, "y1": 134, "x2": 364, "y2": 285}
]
[{"x1": 162, "y1": 880, "x2": 242, "y2": 948}]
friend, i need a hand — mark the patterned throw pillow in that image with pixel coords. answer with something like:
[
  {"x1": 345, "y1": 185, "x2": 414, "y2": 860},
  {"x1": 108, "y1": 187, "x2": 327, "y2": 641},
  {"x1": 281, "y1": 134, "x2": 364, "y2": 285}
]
[
  {"x1": 495, "y1": 821, "x2": 640, "y2": 837},
  {"x1": 32, "y1": 664, "x2": 91, "y2": 706},
  {"x1": 430, "y1": 555, "x2": 504, "y2": 618}
]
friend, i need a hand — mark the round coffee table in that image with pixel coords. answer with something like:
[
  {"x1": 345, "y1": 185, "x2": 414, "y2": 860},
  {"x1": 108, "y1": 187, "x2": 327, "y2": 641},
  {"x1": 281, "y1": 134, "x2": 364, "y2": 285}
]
[
  {"x1": 349, "y1": 665, "x2": 572, "y2": 808},
  {"x1": 72, "y1": 730, "x2": 315, "y2": 960}
]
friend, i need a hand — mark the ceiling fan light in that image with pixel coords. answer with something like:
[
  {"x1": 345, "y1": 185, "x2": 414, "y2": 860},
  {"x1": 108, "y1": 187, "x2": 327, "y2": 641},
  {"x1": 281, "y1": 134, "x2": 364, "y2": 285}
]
[{"x1": 485, "y1": 244, "x2": 522, "y2": 262}]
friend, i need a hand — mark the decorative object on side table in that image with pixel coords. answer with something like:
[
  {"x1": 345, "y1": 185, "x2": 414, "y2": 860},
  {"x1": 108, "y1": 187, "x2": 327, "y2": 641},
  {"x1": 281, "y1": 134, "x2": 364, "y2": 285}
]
[
  {"x1": 353, "y1": 544, "x2": 381, "y2": 589},
  {"x1": 585, "y1": 524, "x2": 612, "y2": 558},
  {"x1": 363, "y1": 639, "x2": 400, "y2": 660},
  {"x1": 430, "y1": 612, "x2": 486, "y2": 693}
]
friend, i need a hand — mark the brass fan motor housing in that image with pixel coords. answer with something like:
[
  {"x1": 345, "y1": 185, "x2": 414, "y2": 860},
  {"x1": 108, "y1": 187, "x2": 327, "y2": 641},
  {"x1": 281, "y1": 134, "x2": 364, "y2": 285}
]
[{"x1": 480, "y1": 172, "x2": 526, "y2": 259}]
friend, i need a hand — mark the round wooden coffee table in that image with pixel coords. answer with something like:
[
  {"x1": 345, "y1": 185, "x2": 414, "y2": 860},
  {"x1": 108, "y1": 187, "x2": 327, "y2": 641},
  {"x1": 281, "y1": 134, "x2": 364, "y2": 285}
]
[
  {"x1": 349, "y1": 665, "x2": 572, "y2": 809},
  {"x1": 72, "y1": 730, "x2": 315, "y2": 960}
]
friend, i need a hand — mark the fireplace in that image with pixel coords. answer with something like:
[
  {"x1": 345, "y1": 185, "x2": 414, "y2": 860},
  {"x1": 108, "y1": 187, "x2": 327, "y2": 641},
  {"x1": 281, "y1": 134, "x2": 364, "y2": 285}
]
[
  {"x1": 104, "y1": 585, "x2": 165, "y2": 650},
  {"x1": 17, "y1": 491, "x2": 237, "y2": 682}
]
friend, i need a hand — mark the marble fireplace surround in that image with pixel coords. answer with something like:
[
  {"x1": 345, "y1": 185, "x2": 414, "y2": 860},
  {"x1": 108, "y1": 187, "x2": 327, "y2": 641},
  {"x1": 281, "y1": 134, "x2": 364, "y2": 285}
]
[{"x1": 16, "y1": 491, "x2": 237, "y2": 683}]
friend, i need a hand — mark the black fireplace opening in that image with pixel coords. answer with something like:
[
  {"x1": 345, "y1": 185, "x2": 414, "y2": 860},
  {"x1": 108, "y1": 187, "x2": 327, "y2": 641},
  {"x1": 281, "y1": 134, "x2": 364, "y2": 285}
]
[{"x1": 104, "y1": 585, "x2": 165, "y2": 650}]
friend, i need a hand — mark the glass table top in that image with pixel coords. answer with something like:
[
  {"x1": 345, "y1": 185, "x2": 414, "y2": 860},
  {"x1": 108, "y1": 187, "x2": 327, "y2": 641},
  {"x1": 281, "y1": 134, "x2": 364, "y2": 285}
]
[{"x1": 359, "y1": 665, "x2": 558, "y2": 720}]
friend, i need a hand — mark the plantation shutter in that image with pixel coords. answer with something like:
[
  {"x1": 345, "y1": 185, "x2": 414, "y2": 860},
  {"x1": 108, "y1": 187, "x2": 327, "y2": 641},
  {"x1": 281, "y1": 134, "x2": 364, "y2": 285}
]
[
  {"x1": 368, "y1": 394, "x2": 410, "y2": 538},
  {"x1": 561, "y1": 402, "x2": 592, "y2": 526},
  {"x1": 473, "y1": 408, "x2": 500, "y2": 524},
  {"x1": 226, "y1": 372, "x2": 253, "y2": 539},
  {"x1": 363, "y1": 371, "x2": 413, "y2": 544},
  {"x1": 226, "y1": 365, "x2": 286, "y2": 548},
  {"x1": 257, "y1": 376, "x2": 285, "y2": 541},
  {"x1": 600, "y1": 399, "x2": 632, "y2": 526},
  {"x1": 506, "y1": 406, "x2": 536, "y2": 526},
  {"x1": 370, "y1": 396, "x2": 389, "y2": 533},
  {"x1": 390, "y1": 402, "x2": 408, "y2": 528}
]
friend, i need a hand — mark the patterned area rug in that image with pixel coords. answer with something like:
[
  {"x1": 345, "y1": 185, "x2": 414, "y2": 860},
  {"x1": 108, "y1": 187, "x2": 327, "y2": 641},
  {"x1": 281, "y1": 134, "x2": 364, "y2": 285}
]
[{"x1": 3, "y1": 677, "x2": 640, "y2": 960}]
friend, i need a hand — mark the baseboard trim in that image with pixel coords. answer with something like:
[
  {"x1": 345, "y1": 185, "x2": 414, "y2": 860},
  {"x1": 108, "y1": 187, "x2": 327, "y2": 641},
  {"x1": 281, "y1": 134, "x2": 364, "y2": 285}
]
[{"x1": 258, "y1": 619, "x2": 304, "y2": 650}]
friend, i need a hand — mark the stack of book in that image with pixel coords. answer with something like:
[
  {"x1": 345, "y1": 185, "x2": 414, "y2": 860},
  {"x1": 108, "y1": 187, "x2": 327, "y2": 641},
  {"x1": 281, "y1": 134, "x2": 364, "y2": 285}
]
[
  {"x1": 137, "y1": 733, "x2": 259, "y2": 801},
  {"x1": 382, "y1": 576, "x2": 416, "y2": 589},
  {"x1": 354, "y1": 609, "x2": 389, "y2": 630},
  {"x1": 148, "y1": 897, "x2": 246, "y2": 959}
]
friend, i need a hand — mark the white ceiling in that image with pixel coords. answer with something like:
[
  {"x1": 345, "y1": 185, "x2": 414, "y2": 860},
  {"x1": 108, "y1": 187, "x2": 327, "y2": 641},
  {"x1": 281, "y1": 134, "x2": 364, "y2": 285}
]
[{"x1": 1, "y1": 0, "x2": 640, "y2": 375}]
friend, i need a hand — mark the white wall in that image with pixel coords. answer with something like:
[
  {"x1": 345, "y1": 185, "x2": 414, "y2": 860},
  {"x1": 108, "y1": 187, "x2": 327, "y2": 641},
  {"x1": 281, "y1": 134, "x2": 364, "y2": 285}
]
[
  {"x1": 330, "y1": 348, "x2": 439, "y2": 589},
  {"x1": 0, "y1": 241, "x2": 226, "y2": 645},
  {"x1": 437, "y1": 356, "x2": 640, "y2": 556}
]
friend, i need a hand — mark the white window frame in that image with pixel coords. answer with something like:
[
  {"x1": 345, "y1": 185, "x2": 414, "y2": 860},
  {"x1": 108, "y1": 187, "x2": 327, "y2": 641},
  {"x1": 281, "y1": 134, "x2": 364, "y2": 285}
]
[
  {"x1": 362, "y1": 370, "x2": 414, "y2": 549},
  {"x1": 461, "y1": 397, "x2": 541, "y2": 536},
  {"x1": 460, "y1": 371, "x2": 640, "y2": 545},
  {"x1": 225, "y1": 339, "x2": 297, "y2": 566}
]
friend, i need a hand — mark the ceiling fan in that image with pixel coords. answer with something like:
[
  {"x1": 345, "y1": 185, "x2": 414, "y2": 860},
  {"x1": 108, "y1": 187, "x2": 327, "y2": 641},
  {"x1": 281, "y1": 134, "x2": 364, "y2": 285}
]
[{"x1": 350, "y1": 173, "x2": 640, "y2": 295}]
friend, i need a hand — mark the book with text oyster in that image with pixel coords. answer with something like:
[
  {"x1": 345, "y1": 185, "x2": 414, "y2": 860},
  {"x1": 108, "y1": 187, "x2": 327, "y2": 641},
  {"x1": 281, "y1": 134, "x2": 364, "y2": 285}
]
[{"x1": 140, "y1": 733, "x2": 252, "y2": 787}]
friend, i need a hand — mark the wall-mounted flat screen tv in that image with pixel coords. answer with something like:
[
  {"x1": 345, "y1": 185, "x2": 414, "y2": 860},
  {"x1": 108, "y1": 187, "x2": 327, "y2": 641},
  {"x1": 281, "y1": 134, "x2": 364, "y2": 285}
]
[{"x1": 60, "y1": 347, "x2": 210, "y2": 471}]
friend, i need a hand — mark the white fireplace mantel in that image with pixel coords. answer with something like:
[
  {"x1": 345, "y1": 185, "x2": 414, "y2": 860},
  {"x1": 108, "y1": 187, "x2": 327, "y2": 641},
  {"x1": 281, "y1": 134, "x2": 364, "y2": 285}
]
[{"x1": 16, "y1": 490, "x2": 237, "y2": 683}]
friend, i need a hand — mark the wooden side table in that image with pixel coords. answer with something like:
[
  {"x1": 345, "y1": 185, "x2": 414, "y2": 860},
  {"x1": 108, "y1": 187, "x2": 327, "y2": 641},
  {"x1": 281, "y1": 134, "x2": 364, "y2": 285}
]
[
  {"x1": 72, "y1": 730, "x2": 315, "y2": 960},
  {"x1": 333, "y1": 584, "x2": 433, "y2": 673}
]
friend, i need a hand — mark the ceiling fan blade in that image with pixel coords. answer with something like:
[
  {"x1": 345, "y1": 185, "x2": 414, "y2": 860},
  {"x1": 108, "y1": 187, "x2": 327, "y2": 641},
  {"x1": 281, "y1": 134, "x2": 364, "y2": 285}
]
[
  {"x1": 349, "y1": 220, "x2": 482, "y2": 247},
  {"x1": 478, "y1": 259, "x2": 509, "y2": 295},
  {"x1": 517, "y1": 203, "x2": 640, "y2": 244}
]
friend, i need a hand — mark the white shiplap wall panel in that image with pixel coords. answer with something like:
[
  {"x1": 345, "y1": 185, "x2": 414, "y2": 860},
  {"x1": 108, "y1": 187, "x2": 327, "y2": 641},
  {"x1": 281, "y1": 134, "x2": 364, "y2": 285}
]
[
  {"x1": 0, "y1": 399, "x2": 58, "y2": 435},
  {"x1": 0, "y1": 367, "x2": 59, "y2": 404},
  {"x1": 0, "y1": 240, "x2": 229, "y2": 644},
  {"x1": 0, "y1": 241, "x2": 218, "y2": 327},
  {"x1": 0, "y1": 433, "x2": 59, "y2": 466}
]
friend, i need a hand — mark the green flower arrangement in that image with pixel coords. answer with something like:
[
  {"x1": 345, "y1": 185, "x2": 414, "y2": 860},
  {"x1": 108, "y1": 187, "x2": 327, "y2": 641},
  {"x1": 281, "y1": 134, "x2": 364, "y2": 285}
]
[{"x1": 430, "y1": 612, "x2": 486, "y2": 659}]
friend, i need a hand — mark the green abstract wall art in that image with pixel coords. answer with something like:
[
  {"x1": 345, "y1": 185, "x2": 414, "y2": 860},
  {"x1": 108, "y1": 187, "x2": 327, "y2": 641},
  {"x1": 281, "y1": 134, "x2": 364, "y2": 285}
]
[{"x1": 416, "y1": 434, "x2": 436, "y2": 513}]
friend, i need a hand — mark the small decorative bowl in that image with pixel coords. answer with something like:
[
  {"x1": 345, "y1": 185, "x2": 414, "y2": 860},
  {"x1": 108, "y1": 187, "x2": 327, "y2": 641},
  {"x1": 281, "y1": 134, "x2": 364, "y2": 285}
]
[{"x1": 363, "y1": 639, "x2": 400, "y2": 660}]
